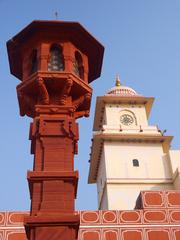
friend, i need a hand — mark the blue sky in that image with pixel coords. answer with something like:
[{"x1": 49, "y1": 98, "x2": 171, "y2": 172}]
[{"x1": 0, "y1": 0, "x2": 180, "y2": 211}]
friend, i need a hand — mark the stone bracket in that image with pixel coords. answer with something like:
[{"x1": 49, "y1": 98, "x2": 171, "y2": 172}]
[
  {"x1": 59, "y1": 78, "x2": 73, "y2": 105},
  {"x1": 37, "y1": 77, "x2": 49, "y2": 104},
  {"x1": 72, "y1": 93, "x2": 91, "y2": 112}
]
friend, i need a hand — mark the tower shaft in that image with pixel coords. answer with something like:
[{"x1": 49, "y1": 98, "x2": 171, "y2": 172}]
[{"x1": 25, "y1": 107, "x2": 79, "y2": 240}]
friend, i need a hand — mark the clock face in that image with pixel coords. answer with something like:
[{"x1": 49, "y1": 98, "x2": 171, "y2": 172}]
[{"x1": 120, "y1": 114, "x2": 134, "y2": 126}]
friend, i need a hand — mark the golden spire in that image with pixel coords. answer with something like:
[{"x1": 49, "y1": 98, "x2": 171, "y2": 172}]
[{"x1": 115, "y1": 75, "x2": 121, "y2": 86}]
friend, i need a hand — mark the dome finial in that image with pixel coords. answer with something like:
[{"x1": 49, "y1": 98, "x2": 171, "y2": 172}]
[{"x1": 116, "y1": 75, "x2": 121, "y2": 86}]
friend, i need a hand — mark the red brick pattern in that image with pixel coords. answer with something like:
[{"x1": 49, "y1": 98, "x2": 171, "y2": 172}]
[
  {"x1": 80, "y1": 210, "x2": 180, "y2": 225},
  {"x1": 79, "y1": 228, "x2": 180, "y2": 240},
  {"x1": 79, "y1": 191, "x2": 180, "y2": 240},
  {"x1": 1, "y1": 191, "x2": 180, "y2": 240},
  {"x1": 0, "y1": 212, "x2": 29, "y2": 240},
  {"x1": 135, "y1": 191, "x2": 180, "y2": 209}
]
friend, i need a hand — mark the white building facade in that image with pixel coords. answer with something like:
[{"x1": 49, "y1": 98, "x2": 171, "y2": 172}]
[{"x1": 88, "y1": 78, "x2": 180, "y2": 210}]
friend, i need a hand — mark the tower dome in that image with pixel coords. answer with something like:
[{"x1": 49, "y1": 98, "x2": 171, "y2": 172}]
[{"x1": 106, "y1": 76, "x2": 140, "y2": 96}]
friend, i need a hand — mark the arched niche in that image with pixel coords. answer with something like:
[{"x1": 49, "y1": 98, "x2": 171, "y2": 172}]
[
  {"x1": 73, "y1": 51, "x2": 84, "y2": 80},
  {"x1": 48, "y1": 44, "x2": 64, "y2": 71}
]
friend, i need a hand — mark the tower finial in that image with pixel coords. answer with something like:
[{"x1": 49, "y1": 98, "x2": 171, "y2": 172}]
[{"x1": 116, "y1": 75, "x2": 121, "y2": 86}]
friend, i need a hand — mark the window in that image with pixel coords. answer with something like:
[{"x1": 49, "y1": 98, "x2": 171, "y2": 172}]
[
  {"x1": 48, "y1": 45, "x2": 64, "y2": 71},
  {"x1": 132, "y1": 159, "x2": 139, "y2": 167},
  {"x1": 73, "y1": 51, "x2": 84, "y2": 79},
  {"x1": 30, "y1": 49, "x2": 38, "y2": 74}
]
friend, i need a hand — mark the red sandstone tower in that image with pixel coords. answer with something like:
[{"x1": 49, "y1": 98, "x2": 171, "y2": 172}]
[{"x1": 7, "y1": 20, "x2": 104, "y2": 240}]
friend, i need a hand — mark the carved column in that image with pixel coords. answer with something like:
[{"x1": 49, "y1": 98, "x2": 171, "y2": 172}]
[{"x1": 6, "y1": 20, "x2": 104, "y2": 240}]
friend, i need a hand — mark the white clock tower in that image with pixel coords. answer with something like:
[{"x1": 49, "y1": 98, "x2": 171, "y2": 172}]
[{"x1": 88, "y1": 77, "x2": 180, "y2": 210}]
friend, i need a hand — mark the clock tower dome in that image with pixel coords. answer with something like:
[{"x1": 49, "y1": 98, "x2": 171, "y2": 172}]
[{"x1": 88, "y1": 77, "x2": 180, "y2": 210}]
